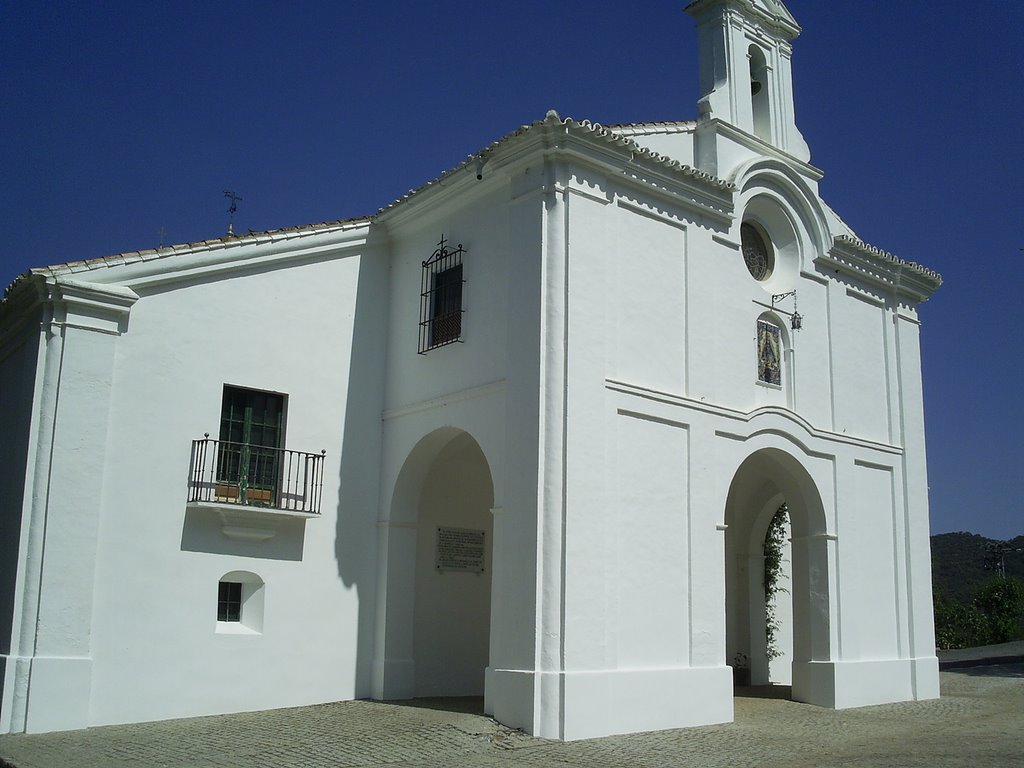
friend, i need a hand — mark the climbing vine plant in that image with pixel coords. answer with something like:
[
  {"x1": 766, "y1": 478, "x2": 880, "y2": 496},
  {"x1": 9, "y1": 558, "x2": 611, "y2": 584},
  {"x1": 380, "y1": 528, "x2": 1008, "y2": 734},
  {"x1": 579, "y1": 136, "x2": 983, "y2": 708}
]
[{"x1": 763, "y1": 504, "x2": 790, "y2": 663}]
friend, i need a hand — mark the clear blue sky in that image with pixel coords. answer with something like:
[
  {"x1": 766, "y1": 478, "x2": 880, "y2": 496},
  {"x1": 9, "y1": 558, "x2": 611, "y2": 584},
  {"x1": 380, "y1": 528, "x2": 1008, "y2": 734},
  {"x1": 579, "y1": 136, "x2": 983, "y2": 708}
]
[{"x1": 1, "y1": 1, "x2": 1020, "y2": 539}]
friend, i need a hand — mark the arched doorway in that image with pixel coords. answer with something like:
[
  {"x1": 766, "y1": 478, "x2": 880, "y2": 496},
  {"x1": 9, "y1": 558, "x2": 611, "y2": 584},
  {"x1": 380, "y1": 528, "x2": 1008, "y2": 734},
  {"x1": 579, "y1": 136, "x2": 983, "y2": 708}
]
[
  {"x1": 380, "y1": 428, "x2": 495, "y2": 701},
  {"x1": 724, "y1": 447, "x2": 831, "y2": 703}
]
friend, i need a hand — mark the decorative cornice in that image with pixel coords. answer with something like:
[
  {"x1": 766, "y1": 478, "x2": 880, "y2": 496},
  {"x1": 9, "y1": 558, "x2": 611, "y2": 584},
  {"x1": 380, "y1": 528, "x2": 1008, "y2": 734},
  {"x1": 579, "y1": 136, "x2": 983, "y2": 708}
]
[
  {"x1": 48, "y1": 278, "x2": 139, "y2": 335},
  {"x1": 686, "y1": 0, "x2": 801, "y2": 41},
  {"x1": 605, "y1": 377, "x2": 905, "y2": 456},
  {"x1": 605, "y1": 121, "x2": 697, "y2": 137},
  {"x1": 708, "y1": 120, "x2": 823, "y2": 181},
  {"x1": 563, "y1": 118, "x2": 731, "y2": 193},
  {"x1": 821, "y1": 235, "x2": 942, "y2": 303},
  {"x1": 1, "y1": 275, "x2": 141, "y2": 345},
  {"x1": 377, "y1": 112, "x2": 734, "y2": 226},
  {"x1": 3, "y1": 217, "x2": 372, "y2": 299}
]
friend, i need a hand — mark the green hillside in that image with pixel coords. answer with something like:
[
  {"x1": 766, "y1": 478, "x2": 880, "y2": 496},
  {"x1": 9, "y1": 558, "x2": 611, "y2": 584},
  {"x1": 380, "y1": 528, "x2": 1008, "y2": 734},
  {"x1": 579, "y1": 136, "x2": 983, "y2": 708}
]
[
  {"x1": 930, "y1": 532, "x2": 1024, "y2": 649},
  {"x1": 931, "y1": 532, "x2": 1024, "y2": 604}
]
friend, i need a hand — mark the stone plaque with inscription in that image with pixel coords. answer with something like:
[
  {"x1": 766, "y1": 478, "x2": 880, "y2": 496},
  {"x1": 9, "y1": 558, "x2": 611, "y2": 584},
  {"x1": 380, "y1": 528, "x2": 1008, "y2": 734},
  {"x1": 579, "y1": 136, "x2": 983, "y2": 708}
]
[{"x1": 435, "y1": 526, "x2": 485, "y2": 573}]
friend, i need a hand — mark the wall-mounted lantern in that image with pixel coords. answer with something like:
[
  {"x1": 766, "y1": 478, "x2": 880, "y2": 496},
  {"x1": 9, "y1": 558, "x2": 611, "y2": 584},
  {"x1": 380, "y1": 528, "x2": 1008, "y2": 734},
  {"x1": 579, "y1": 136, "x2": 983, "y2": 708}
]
[{"x1": 771, "y1": 290, "x2": 803, "y2": 331}]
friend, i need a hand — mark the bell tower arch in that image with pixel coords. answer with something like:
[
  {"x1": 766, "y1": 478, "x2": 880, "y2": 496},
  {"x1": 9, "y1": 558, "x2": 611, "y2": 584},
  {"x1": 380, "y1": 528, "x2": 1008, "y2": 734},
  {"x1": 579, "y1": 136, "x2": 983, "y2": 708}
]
[{"x1": 687, "y1": 0, "x2": 810, "y2": 163}]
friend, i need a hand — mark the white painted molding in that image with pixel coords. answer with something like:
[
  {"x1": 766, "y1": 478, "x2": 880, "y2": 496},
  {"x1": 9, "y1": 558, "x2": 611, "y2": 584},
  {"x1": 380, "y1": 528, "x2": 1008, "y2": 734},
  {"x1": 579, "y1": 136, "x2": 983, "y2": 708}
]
[
  {"x1": 606, "y1": 378, "x2": 902, "y2": 455},
  {"x1": 702, "y1": 120, "x2": 823, "y2": 181},
  {"x1": 48, "y1": 278, "x2": 138, "y2": 335},
  {"x1": 221, "y1": 525, "x2": 276, "y2": 542},
  {"x1": 616, "y1": 197, "x2": 689, "y2": 230},
  {"x1": 712, "y1": 233, "x2": 741, "y2": 250},
  {"x1": 382, "y1": 379, "x2": 506, "y2": 421},
  {"x1": 791, "y1": 533, "x2": 839, "y2": 543}
]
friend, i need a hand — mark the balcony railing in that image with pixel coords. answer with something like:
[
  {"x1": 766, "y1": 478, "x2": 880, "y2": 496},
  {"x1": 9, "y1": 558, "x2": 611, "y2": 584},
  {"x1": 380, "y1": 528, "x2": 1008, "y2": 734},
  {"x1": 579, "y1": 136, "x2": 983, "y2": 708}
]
[{"x1": 188, "y1": 435, "x2": 325, "y2": 515}]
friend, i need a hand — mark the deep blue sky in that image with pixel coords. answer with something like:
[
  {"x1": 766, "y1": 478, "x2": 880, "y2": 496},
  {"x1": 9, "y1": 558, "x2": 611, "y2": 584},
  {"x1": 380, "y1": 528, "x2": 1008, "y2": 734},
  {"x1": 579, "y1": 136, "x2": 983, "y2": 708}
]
[{"x1": 1, "y1": 2, "x2": 1020, "y2": 539}]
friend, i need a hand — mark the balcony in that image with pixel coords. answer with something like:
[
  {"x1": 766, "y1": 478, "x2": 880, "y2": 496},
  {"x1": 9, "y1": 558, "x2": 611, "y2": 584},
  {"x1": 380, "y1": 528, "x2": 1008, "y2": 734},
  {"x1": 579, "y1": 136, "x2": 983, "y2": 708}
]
[{"x1": 187, "y1": 436, "x2": 325, "y2": 536}]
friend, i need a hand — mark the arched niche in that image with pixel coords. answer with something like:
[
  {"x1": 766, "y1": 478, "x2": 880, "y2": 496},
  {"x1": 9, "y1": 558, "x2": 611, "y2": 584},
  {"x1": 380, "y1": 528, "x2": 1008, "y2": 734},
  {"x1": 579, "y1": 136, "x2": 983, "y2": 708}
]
[{"x1": 755, "y1": 310, "x2": 794, "y2": 409}]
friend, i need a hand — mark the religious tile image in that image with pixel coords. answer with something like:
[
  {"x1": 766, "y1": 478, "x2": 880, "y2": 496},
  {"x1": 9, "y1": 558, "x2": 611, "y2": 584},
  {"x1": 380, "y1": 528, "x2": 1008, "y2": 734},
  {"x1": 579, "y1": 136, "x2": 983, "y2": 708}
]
[{"x1": 758, "y1": 320, "x2": 782, "y2": 385}]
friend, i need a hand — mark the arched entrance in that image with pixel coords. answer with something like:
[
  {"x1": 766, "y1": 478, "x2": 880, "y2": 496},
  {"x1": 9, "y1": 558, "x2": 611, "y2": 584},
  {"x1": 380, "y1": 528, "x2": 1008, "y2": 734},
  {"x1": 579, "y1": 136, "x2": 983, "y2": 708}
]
[
  {"x1": 724, "y1": 447, "x2": 832, "y2": 704},
  {"x1": 379, "y1": 428, "x2": 495, "y2": 701}
]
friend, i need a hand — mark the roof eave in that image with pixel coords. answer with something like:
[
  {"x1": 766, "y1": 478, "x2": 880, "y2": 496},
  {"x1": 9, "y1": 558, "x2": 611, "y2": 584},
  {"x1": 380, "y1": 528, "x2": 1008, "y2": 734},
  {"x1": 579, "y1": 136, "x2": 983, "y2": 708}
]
[
  {"x1": 377, "y1": 112, "x2": 734, "y2": 228},
  {"x1": 822, "y1": 235, "x2": 943, "y2": 303}
]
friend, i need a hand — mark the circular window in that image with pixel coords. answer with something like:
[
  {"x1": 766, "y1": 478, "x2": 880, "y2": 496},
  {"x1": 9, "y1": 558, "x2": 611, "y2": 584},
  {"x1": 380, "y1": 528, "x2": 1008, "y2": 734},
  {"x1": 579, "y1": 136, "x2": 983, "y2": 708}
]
[{"x1": 741, "y1": 222, "x2": 773, "y2": 281}]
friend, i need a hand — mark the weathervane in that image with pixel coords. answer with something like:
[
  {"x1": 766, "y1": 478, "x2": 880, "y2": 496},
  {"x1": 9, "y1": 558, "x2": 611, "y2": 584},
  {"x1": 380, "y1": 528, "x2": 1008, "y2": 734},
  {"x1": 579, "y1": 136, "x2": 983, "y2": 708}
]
[{"x1": 224, "y1": 190, "x2": 242, "y2": 235}]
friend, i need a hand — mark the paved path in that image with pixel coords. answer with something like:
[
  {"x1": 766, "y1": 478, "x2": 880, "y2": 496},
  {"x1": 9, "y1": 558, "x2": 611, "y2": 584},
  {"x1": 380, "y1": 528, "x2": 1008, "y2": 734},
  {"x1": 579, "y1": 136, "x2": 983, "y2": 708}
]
[
  {"x1": 1, "y1": 666, "x2": 1022, "y2": 768},
  {"x1": 938, "y1": 639, "x2": 1024, "y2": 668}
]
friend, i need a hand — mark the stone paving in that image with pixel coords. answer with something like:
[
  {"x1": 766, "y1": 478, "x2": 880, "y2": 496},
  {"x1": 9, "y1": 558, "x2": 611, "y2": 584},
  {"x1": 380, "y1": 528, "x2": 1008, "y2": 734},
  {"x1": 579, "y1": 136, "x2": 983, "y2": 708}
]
[{"x1": 1, "y1": 666, "x2": 1021, "y2": 768}]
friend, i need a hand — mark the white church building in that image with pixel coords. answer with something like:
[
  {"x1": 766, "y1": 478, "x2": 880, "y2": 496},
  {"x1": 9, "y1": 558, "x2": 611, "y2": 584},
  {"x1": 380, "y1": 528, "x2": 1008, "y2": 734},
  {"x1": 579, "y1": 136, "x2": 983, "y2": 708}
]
[{"x1": 0, "y1": 0, "x2": 942, "y2": 740}]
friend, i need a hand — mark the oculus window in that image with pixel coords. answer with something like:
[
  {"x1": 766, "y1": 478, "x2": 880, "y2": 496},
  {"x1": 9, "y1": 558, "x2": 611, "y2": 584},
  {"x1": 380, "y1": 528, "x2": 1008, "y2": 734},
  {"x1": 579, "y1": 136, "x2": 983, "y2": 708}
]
[{"x1": 741, "y1": 222, "x2": 774, "y2": 281}]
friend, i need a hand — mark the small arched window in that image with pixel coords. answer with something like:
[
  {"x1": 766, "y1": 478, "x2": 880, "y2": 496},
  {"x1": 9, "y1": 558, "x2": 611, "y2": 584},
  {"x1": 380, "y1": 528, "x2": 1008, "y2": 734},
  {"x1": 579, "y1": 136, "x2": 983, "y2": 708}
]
[{"x1": 216, "y1": 570, "x2": 265, "y2": 634}]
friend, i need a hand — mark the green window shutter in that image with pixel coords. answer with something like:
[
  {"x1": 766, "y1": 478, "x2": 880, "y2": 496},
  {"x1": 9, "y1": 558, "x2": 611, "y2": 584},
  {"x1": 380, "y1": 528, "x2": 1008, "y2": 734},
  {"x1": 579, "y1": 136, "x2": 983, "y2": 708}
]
[{"x1": 217, "y1": 386, "x2": 285, "y2": 505}]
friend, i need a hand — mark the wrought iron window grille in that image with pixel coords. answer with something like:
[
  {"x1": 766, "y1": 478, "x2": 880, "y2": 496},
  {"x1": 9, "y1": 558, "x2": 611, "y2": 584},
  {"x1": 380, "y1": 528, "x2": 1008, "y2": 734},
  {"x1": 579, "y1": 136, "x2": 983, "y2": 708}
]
[
  {"x1": 218, "y1": 581, "x2": 242, "y2": 622},
  {"x1": 419, "y1": 236, "x2": 465, "y2": 353}
]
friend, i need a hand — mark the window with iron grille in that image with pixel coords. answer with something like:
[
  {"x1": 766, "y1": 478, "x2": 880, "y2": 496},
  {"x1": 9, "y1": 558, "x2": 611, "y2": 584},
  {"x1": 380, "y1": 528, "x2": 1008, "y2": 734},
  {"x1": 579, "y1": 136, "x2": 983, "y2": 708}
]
[
  {"x1": 419, "y1": 236, "x2": 465, "y2": 353},
  {"x1": 215, "y1": 571, "x2": 265, "y2": 633},
  {"x1": 218, "y1": 581, "x2": 242, "y2": 622}
]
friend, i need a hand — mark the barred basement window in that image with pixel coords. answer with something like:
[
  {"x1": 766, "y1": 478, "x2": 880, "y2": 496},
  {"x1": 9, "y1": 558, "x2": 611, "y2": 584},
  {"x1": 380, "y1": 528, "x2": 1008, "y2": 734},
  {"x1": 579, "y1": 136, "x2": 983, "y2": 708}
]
[
  {"x1": 216, "y1": 571, "x2": 265, "y2": 634},
  {"x1": 218, "y1": 581, "x2": 242, "y2": 622},
  {"x1": 419, "y1": 236, "x2": 465, "y2": 353}
]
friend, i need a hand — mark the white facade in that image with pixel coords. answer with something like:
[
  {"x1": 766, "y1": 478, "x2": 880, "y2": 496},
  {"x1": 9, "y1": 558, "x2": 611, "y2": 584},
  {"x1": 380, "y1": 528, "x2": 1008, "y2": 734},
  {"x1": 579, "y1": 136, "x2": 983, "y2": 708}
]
[{"x1": 0, "y1": 0, "x2": 941, "y2": 741}]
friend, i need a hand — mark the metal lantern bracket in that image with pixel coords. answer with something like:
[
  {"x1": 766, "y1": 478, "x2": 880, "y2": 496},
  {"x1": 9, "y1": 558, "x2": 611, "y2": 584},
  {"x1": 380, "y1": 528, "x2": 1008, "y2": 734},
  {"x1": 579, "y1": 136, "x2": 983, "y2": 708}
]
[{"x1": 770, "y1": 290, "x2": 803, "y2": 331}]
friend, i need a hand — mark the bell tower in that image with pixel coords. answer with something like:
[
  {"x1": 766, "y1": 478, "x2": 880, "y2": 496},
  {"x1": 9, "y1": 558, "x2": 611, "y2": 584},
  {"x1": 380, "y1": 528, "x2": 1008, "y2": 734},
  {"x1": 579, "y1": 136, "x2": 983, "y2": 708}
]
[{"x1": 686, "y1": 0, "x2": 810, "y2": 164}]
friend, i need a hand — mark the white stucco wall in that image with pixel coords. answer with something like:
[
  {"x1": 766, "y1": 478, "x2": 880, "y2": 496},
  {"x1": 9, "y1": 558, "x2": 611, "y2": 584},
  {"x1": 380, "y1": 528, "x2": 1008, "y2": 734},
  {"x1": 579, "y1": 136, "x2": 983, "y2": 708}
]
[
  {"x1": 383, "y1": 182, "x2": 513, "y2": 412},
  {"x1": 521, "y1": 121, "x2": 939, "y2": 735},
  {"x1": 83, "y1": 242, "x2": 387, "y2": 727},
  {"x1": 0, "y1": 1, "x2": 940, "y2": 737},
  {"x1": 0, "y1": 226, "x2": 395, "y2": 732},
  {"x1": 0, "y1": 309, "x2": 43, "y2": 731}
]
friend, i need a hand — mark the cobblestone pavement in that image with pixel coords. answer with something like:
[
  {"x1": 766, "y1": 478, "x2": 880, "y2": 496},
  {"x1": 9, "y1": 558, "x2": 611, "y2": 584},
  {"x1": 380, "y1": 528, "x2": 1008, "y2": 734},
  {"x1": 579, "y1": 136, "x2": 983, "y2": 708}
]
[{"x1": 1, "y1": 666, "x2": 1021, "y2": 768}]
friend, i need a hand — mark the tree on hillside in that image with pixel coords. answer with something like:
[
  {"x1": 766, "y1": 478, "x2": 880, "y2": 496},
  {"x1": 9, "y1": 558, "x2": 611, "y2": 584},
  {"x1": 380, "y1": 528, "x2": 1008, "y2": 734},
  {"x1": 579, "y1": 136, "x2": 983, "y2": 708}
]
[
  {"x1": 973, "y1": 577, "x2": 1024, "y2": 644},
  {"x1": 934, "y1": 576, "x2": 1024, "y2": 649},
  {"x1": 931, "y1": 532, "x2": 1024, "y2": 604}
]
